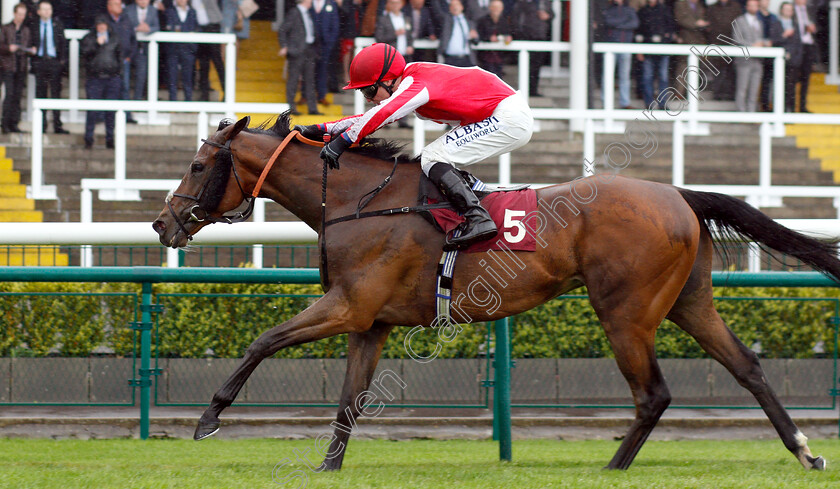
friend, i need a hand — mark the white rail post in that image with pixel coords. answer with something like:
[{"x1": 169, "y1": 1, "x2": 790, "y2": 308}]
[
  {"x1": 413, "y1": 117, "x2": 425, "y2": 155},
  {"x1": 687, "y1": 53, "x2": 699, "y2": 134},
  {"x1": 518, "y1": 49, "x2": 530, "y2": 99},
  {"x1": 167, "y1": 247, "x2": 180, "y2": 268},
  {"x1": 745, "y1": 196, "x2": 762, "y2": 272},
  {"x1": 81, "y1": 188, "x2": 93, "y2": 267},
  {"x1": 550, "y1": 0, "x2": 562, "y2": 76},
  {"x1": 773, "y1": 53, "x2": 785, "y2": 135},
  {"x1": 602, "y1": 51, "x2": 615, "y2": 131},
  {"x1": 499, "y1": 153, "x2": 511, "y2": 185},
  {"x1": 759, "y1": 122, "x2": 782, "y2": 207},
  {"x1": 583, "y1": 117, "x2": 595, "y2": 177},
  {"x1": 252, "y1": 198, "x2": 265, "y2": 268},
  {"x1": 69, "y1": 38, "x2": 80, "y2": 122},
  {"x1": 197, "y1": 111, "x2": 209, "y2": 150},
  {"x1": 224, "y1": 37, "x2": 237, "y2": 118},
  {"x1": 829, "y1": 0, "x2": 840, "y2": 84},
  {"x1": 147, "y1": 40, "x2": 159, "y2": 122},
  {"x1": 672, "y1": 120, "x2": 684, "y2": 187},
  {"x1": 27, "y1": 108, "x2": 55, "y2": 199}
]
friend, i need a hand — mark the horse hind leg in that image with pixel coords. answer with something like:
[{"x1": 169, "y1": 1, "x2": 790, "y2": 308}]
[
  {"x1": 667, "y1": 292, "x2": 826, "y2": 470},
  {"x1": 597, "y1": 319, "x2": 672, "y2": 470}
]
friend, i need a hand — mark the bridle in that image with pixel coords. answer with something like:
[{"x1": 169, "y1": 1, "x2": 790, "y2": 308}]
[{"x1": 165, "y1": 129, "x2": 300, "y2": 241}]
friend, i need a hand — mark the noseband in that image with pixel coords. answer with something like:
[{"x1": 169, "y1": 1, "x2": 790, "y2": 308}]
[{"x1": 166, "y1": 130, "x2": 301, "y2": 241}]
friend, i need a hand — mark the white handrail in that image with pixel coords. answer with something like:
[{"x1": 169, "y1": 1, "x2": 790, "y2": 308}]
[
  {"x1": 29, "y1": 99, "x2": 290, "y2": 200},
  {"x1": 63, "y1": 30, "x2": 237, "y2": 123}
]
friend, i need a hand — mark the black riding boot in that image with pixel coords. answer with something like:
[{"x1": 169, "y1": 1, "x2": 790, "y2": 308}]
[{"x1": 428, "y1": 162, "x2": 497, "y2": 250}]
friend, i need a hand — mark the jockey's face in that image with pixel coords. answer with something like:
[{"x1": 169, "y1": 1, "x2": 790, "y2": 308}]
[{"x1": 361, "y1": 77, "x2": 401, "y2": 103}]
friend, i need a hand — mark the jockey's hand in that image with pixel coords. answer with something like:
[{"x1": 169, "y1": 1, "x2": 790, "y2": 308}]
[
  {"x1": 320, "y1": 134, "x2": 351, "y2": 170},
  {"x1": 294, "y1": 124, "x2": 326, "y2": 141}
]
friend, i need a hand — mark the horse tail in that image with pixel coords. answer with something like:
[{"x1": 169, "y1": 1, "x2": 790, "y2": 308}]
[{"x1": 677, "y1": 188, "x2": 840, "y2": 283}]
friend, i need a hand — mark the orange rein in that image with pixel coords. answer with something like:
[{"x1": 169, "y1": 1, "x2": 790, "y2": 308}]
[{"x1": 250, "y1": 130, "x2": 327, "y2": 199}]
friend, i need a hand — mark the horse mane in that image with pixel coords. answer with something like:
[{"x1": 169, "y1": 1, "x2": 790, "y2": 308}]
[{"x1": 246, "y1": 110, "x2": 419, "y2": 164}]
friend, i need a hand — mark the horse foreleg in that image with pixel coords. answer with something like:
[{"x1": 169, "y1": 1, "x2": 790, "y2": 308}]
[
  {"x1": 320, "y1": 322, "x2": 395, "y2": 471},
  {"x1": 194, "y1": 292, "x2": 369, "y2": 441}
]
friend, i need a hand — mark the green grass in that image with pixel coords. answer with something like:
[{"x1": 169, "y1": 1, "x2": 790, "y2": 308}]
[{"x1": 1, "y1": 438, "x2": 839, "y2": 488}]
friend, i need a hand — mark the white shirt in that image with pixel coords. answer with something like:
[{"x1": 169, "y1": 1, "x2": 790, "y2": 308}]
[
  {"x1": 136, "y1": 6, "x2": 148, "y2": 24},
  {"x1": 388, "y1": 11, "x2": 408, "y2": 54},
  {"x1": 298, "y1": 4, "x2": 315, "y2": 44},
  {"x1": 796, "y1": 5, "x2": 814, "y2": 44},
  {"x1": 176, "y1": 5, "x2": 189, "y2": 23},
  {"x1": 445, "y1": 14, "x2": 470, "y2": 57}
]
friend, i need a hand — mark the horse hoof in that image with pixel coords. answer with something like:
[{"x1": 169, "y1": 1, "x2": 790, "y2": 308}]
[
  {"x1": 194, "y1": 418, "x2": 221, "y2": 441},
  {"x1": 810, "y1": 456, "x2": 826, "y2": 470}
]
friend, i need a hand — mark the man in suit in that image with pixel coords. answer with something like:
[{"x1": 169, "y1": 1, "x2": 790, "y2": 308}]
[
  {"x1": 777, "y1": 1, "x2": 802, "y2": 112},
  {"x1": 278, "y1": 0, "x2": 321, "y2": 115},
  {"x1": 193, "y1": 0, "x2": 226, "y2": 101},
  {"x1": 31, "y1": 0, "x2": 68, "y2": 134},
  {"x1": 439, "y1": 0, "x2": 478, "y2": 67},
  {"x1": 0, "y1": 4, "x2": 36, "y2": 134},
  {"x1": 792, "y1": 0, "x2": 816, "y2": 112},
  {"x1": 404, "y1": 0, "x2": 437, "y2": 61},
  {"x1": 312, "y1": 0, "x2": 341, "y2": 102},
  {"x1": 106, "y1": 0, "x2": 138, "y2": 122},
  {"x1": 164, "y1": 0, "x2": 198, "y2": 101},
  {"x1": 673, "y1": 0, "x2": 708, "y2": 91},
  {"x1": 125, "y1": 0, "x2": 160, "y2": 106},
  {"x1": 375, "y1": 0, "x2": 414, "y2": 59},
  {"x1": 510, "y1": 0, "x2": 552, "y2": 96},
  {"x1": 733, "y1": 0, "x2": 769, "y2": 112}
]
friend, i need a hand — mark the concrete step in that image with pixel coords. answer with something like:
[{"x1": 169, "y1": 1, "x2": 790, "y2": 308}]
[
  {"x1": 0, "y1": 198, "x2": 35, "y2": 210},
  {"x1": 0, "y1": 185, "x2": 25, "y2": 198},
  {"x1": 0, "y1": 247, "x2": 68, "y2": 266},
  {"x1": 0, "y1": 210, "x2": 42, "y2": 222}
]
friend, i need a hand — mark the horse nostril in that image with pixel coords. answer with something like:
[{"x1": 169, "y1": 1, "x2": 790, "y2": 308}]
[{"x1": 152, "y1": 220, "x2": 166, "y2": 235}]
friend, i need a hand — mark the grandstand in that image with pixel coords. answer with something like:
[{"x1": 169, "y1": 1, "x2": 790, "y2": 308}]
[{"x1": 0, "y1": 19, "x2": 838, "y2": 266}]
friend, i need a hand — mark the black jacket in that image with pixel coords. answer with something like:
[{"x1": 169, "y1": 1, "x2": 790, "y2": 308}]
[
  {"x1": 30, "y1": 17, "x2": 68, "y2": 64},
  {"x1": 636, "y1": 3, "x2": 675, "y2": 43},
  {"x1": 80, "y1": 25, "x2": 122, "y2": 78}
]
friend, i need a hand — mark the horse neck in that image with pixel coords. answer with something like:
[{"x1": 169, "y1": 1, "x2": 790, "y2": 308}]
[{"x1": 244, "y1": 138, "x2": 407, "y2": 231}]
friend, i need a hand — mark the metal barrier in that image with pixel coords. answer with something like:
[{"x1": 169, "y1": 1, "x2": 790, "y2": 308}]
[{"x1": 0, "y1": 267, "x2": 838, "y2": 458}]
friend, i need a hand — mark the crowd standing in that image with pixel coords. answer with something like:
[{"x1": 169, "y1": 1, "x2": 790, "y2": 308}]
[{"x1": 0, "y1": 0, "x2": 830, "y2": 147}]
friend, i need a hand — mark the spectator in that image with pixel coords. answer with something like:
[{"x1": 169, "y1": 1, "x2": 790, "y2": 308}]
[
  {"x1": 79, "y1": 0, "x2": 106, "y2": 30},
  {"x1": 375, "y1": 0, "x2": 414, "y2": 60},
  {"x1": 164, "y1": 0, "x2": 198, "y2": 101},
  {"x1": 470, "y1": 0, "x2": 490, "y2": 21},
  {"x1": 0, "y1": 4, "x2": 36, "y2": 134},
  {"x1": 673, "y1": 0, "x2": 708, "y2": 91},
  {"x1": 439, "y1": 0, "x2": 478, "y2": 67},
  {"x1": 194, "y1": 0, "x2": 226, "y2": 101},
  {"x1": 81, "y1": 15, "x2": 122, "y2": 149},
  {"x1": 338, "y1": 0, "x2": 363, "y2": 85},
  {"x1": 31, "y1": 0, "x2": 69, "y2": 134},
  {"x1": 792, "y1": 0, "x2": 816, "y2": 112},
  {"x1": 777, "y1": 2, "x2": 802, "y2": 112},
  {"x1": 126, "y1": 0, "x2": 160, "y2": 108},
  {"x1": 636, "y1": 0, "x2": 674, "y2": 110},
  {"x1": 707, "y1": 0, "x2": 743, "y2": 101},
  {"x1": 405, "y1": 0, "x2": 438, "y2": 62},
  {"x1": 510, "y1": 0, "x2": 553, "y2": 97},
  {"x1": 312, "y1": 0, "x2": 341, "y2": 102},
  {"x1": 106, "y1": 0, "x2": 138, "y2": 123},
  {"x1": 52, "y1": 0, "x2": 75, "y2": 28},
  {"x1": 733, "y1": 0, "x2": 768, "y2": 112},
  {"x1": 431, "y1": 0, "x2": 481, "y2": 25},
  {"x1": 602, "y1": 0, "x2": 638, "y2": 110},
  {"x1": 758, "y1": 0, "x2": 783, "y2": 111},
  {"x1": 476, "y1": 0, "x2": 511, "y2": 77},
  {"x1": 278, "y1": 0, "x2": 321, "y2": 115}
]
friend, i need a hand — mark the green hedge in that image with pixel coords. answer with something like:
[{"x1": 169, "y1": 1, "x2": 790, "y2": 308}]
[{"x1": 0, "y1": 282, "x2": 836, "y2": 359}]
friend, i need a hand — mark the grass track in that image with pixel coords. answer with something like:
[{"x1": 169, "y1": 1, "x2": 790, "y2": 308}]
[{"x1": 1, "y1": 438, "x2": 840, "y2": 488}]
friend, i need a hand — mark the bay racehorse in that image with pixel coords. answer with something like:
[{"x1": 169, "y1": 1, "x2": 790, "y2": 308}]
[{"x1": 153, "y1": 113, "x2": 833, "y2": 471}]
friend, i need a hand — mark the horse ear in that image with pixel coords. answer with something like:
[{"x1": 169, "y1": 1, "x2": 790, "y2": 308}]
[{"x1": 227, "y1": 116, "x2": 250, "y2": 140}]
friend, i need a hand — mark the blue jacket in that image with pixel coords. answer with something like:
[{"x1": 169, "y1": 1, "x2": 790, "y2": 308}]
[
  {"x1": 164, "y1": 7, "x2": 198, "y2": 54},
  {"x1": 603, "y1": 4, "x2": 639, "y2": 43},
  {"x1": 311, "y1": 0, "x2": 341, "y2": 47}
]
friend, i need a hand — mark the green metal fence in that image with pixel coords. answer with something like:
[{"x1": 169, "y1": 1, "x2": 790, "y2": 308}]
[{"x1": 0, "y1": 267, "x2": 838, "y2": 460}]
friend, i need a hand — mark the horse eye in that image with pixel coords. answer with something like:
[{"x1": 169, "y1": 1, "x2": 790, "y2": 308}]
[{"x1": 191, "y1": 163, "x2": 205, "y2": 173}]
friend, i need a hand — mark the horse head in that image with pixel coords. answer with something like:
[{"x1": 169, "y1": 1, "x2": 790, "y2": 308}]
[{"x1": 153, "y1": 116, "x2": 253, "y2": 248}]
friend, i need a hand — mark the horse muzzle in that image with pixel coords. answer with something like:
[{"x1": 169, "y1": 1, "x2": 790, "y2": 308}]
[{"x1": 153, "y1": 215, "x2": 192, "y2": 249}]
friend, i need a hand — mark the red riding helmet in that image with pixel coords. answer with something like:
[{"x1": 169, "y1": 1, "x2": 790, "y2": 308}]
[{"x1": 344, "y1": 43, "x2": 407, "y2": 90}]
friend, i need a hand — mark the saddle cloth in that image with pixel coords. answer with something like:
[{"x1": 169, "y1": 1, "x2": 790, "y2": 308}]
[{"x1": 429, "y1": 188, "x2": 538, "y2": 253}]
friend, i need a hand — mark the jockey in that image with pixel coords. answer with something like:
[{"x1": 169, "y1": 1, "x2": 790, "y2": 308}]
[{"x1": 296, "y1": 42, "x2": 534, "y2": 251}]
